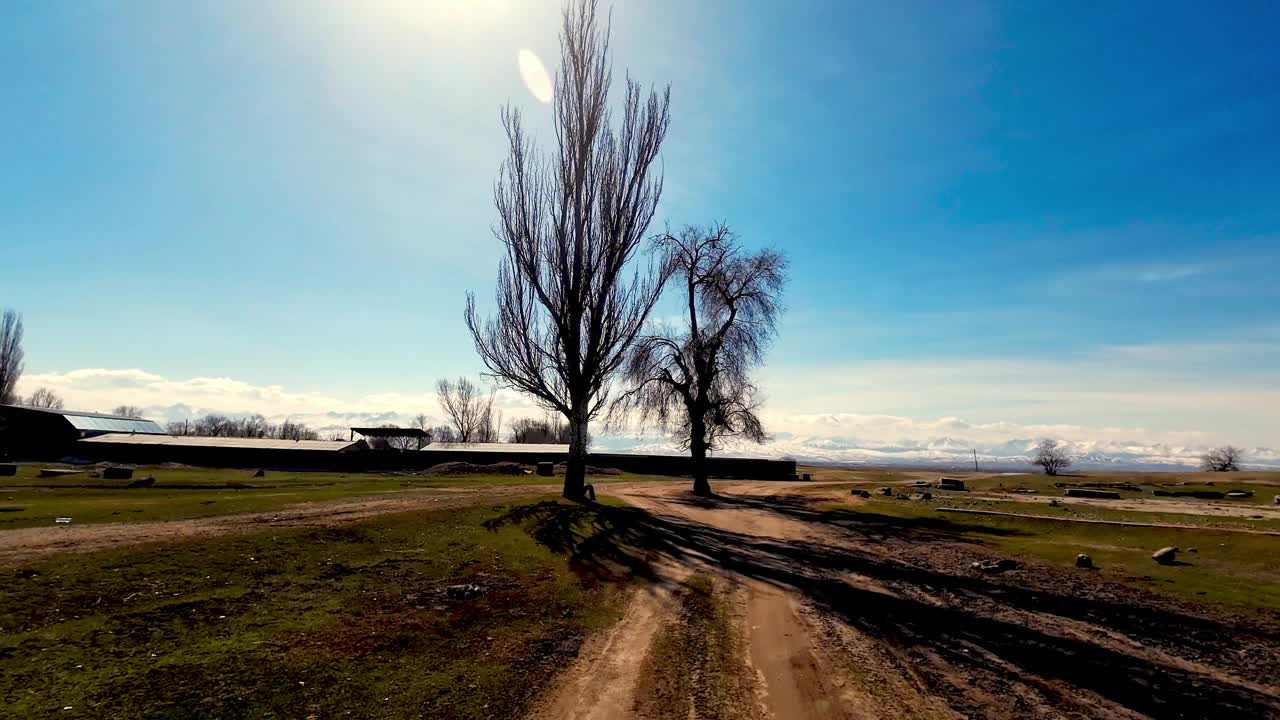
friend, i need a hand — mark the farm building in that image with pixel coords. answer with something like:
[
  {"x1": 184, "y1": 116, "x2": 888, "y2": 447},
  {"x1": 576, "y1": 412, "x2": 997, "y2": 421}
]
[
  {"x1": 0, "y1": 405, "x2": 796, "y2": 479},
  {"x1": 73, "y1": 431, "x2": 793, "y2": 478},
  {"x1": 0, "y1": 404, "x2": 165, "y2": 456}
]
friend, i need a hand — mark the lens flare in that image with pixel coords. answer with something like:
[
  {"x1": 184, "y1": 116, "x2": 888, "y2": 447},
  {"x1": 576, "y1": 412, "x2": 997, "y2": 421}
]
[{"x1": 517, "y1": 49, "x2": 553, "y2": 103}]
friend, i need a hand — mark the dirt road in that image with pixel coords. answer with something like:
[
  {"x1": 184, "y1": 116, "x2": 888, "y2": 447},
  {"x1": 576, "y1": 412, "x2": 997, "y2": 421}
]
[
  {"x1": 533, "y1": 480, "x2": 1280, "y2": 720},
  {"x1": 0, "y1": 484, "x2": 554, "y2": 565}
]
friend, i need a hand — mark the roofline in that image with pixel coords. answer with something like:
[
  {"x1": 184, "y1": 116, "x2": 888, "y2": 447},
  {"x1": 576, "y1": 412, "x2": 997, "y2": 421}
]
[{"x1": 0, "y1": 404, "x2": 157, "y2": 422}]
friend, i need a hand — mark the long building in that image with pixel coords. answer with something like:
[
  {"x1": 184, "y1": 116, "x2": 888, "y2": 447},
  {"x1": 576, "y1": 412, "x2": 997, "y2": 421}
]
[{"x1": 0, "y1": 405, "x2": 796, "y2": 480}]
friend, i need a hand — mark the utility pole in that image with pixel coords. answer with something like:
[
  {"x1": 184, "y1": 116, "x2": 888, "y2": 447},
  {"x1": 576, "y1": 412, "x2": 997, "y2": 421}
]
[{"x1": 973, "y1": 449, "x2": 979, "y2": 472}]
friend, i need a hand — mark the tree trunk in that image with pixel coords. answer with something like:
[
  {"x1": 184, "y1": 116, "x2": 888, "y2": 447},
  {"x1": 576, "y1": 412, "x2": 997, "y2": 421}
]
[
  {"x1": 690, "y1": 417, "x2": 711, "y2": 496},
  {"x1": 564, "y1": 401, "x2": 589, "y2": 500}
]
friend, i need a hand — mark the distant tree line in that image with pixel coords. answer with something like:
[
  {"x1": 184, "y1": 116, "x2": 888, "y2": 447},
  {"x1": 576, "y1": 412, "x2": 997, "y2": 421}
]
[{"x1": 167, "y1": 414, "x2": 320, "y2": 441}]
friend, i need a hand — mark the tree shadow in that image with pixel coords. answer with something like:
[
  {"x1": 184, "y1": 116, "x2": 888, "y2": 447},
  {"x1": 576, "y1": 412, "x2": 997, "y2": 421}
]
[{"x1": 485, "y1": 494, "x2": 1280, "y2": 719}]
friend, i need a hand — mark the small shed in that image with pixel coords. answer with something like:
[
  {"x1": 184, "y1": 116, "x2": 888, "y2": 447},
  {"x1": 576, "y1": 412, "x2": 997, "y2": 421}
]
[{"x1": 350, "y1": 427, "x2": 431, "y2": 451}]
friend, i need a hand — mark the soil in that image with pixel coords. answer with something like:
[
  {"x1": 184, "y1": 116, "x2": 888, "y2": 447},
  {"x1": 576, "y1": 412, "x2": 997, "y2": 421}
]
[
  {"x1": 532, "y1": 480, "x2": 1280, "y2": 719},
  {"x1": 5, "y1": 478, "x2": 1278, "y2": 718},
  {"x1": 0, "y1": 484, "x2": 554, "y2": 565}
]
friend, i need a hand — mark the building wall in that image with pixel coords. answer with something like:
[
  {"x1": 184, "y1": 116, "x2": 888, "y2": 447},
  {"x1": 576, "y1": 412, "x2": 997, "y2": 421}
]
[{"x1": 69, "y1": 440, "x2": 797, "y2": 480}]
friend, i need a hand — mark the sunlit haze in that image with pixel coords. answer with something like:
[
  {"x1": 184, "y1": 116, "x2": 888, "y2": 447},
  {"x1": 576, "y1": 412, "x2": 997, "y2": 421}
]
[{"x1": 3, "y1": 1, "x2": 1278, "y2": 468}]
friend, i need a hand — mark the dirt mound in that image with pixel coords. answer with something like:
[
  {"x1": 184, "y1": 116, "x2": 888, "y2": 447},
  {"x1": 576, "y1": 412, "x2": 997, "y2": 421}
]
[{"x1": 424, "y1": 461, "x2": 530, "y2": 476}]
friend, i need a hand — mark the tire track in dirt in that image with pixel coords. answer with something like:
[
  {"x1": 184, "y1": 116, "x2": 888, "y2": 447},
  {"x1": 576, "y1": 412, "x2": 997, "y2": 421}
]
[
  {"x1": 530, "y1": 579, "x2": 681, "y2": 720},
  {"x1": 564, "y1": 481, "x2": 1280, "y2": 720}
]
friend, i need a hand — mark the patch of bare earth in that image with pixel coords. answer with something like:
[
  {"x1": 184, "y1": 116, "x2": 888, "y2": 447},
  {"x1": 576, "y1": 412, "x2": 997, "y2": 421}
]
[
  {"x1": 0, "y1": 485, "x2": 553, "y2": 565},
  {"x1": 533, "y1": 481, "x2": 1280, "y2": 719}
]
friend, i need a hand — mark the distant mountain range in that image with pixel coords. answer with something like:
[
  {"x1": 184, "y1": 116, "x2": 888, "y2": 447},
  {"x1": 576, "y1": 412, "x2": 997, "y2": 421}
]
[{"x1": 599, "y1": 435, "x2": 1280, "y2": 471}]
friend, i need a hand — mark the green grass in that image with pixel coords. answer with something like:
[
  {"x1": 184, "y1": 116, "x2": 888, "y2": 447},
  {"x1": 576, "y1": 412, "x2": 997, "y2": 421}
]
[
  {"x1": 918, "y1": 494, "x2": 1280, "y2": 533},
  {"x1": 963, "y1": 470, "x2": 1280, "y2": 507},
  {"x1": 0, "y1": 496, "x2": 638, "y2": 719},
  {"x1": 821, "y1": 496, "x2": 1280, "y2": 614},
  {"x1": 0, "y1": 463, "x2": 667, "y2": 529}
]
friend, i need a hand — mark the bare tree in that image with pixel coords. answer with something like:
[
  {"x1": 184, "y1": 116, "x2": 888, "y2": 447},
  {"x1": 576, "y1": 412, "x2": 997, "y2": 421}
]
[
  {"x1": 112, "y1": 405, "x2": 145, "y2": 418},
  {"x1": 510, "y1": 415, "x2": 574, "y2": 444},
  {"x1": 167, "y1": 419, "x2": 193, "y2": 436},
  {"x1": 375, "y1": 424, "x2": 421, "y2": 451},
  {"x1": 466, "y1": 0, "x2": 672, "y2": 498},
  {"x1": 0, "y1": 309, "x2": 23, "y2": 406},
  {"x1": 277, "y1": 419, "x2": 318, "y2": 441},
  {"x1": 615, "y1": 225, "x2": 787, "y2": 495},
  {"x1": 1201, "y1": 445, "x2": 1244, "y2": 472},
  {"x1": 436, "y1": 377, "x2": 498, "y2": 443},
  {"x1": 431, "y1": 425, "x2": 458, "y2": 444},
  {"x1": 1032, "y1": 439, "x2": 1072, "y2": 476},
  {"x1": 25, "y1": 387, "x2": 65, "y2": 410}
]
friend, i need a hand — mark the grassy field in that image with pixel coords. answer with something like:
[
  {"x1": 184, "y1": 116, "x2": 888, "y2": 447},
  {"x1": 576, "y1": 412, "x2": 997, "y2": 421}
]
[
  {"x1": 0, "y1": 463, "x2": 666, "y2": 530},
  {"x1": 0, "y1": 496, "x2": 638, "y2": 719},
  {"x1": 904, "y1": 493, "x2": 1280, "y2": 533},
  {"x1": 820, "y1": 494, "x2": 1280, "y2": 614}
]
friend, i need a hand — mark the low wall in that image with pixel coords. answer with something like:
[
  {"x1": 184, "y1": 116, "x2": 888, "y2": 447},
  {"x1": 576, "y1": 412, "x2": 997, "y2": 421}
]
[{"x1": 65, "y1": 441, "x2": 797, "y2": 480}]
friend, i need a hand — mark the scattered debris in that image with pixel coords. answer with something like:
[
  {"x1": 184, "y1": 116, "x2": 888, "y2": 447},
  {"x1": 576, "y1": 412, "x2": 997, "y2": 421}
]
[
  {"x1": 1152, "y1": 547, "x2": 1180, "y2": 565},
  {"x1": 1048, "y1": 499, "x2": 1061, "y2": 507},
  {"x1": 909, "y1": 480, "x2": 931, "y2": 488},
  {"x1": 1075, "y1": 553, "x2": 1094, "y2": 569},
  {"x1": 1225, "y1": 490, "x2": 1253, "y2": 499},
  {"x1": 536, "y1": 462, "x2": 554, "y2": 477},
  {"x1": 444, "y1": 584, "x2": 484, "y2": 600},
  {"x1": 908, "y1": 492, "x2": 932, "y2": 501},
  {"x1": 1064, "y1": 488, "x2": 1121, "y2": 500},
  {"x1": 971, "y1": 558, "x2": 1020, "y2": 574},
  {"x1": 877, "y1": 487, "x2": 894, "y2": 496},
  {"x1": 850, "y1": 489, "x2": 871, "y2": 498},
  {"x1": 55, "y1": 517, "x2": 73, "y2": 525},
  {"x1": 1186, "y1": 547, "x2": 1198, "y2": 553},
  {"x1": 1010, "y1": 488, "x2": 1038, "y2": 494}
]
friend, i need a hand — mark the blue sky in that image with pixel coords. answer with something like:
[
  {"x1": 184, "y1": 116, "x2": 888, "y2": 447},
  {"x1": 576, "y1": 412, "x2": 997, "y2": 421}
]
[{"x1": 3, "y1": 1, "x2": 1278, "y2": 464}]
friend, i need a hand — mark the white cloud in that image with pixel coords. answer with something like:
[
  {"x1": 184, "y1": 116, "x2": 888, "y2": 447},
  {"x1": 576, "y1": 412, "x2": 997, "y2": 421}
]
[
  {"x1": 15, "y1": 368, "x2": 542, "y2": 440},
  {"x1": 18, "y1": 334, "x2": 1280, "y2": 470}
]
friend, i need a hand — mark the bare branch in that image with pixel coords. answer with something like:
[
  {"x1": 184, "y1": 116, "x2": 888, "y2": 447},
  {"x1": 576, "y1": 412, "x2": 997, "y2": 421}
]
[
  {"x1": 466, "y1": 0, "x2": 672, "y2": 497},
  {"x1": 613, "y1": 223, "x2": 788, "y2": 495},
  {"x1": 0, "y1": 309, "x2": 24, "y2": 406},
  {"x1": 1032, "y1": 439, "x2": 1072, "y2": 476}
]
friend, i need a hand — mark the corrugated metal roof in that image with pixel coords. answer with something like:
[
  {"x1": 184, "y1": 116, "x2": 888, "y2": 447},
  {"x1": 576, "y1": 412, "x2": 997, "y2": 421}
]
[
  {"x1": 80, "y1": 434, "x2": 356, "y2": 451},
  {"x1": 422, "y1": 443, "x2": 568, "y2": 454},
  {"x1": 64, "y1": 415, "x2": 166, "y2": 435},
  {"x1": 0, "y1": 404, "x2": 166, "y2": 435}
]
